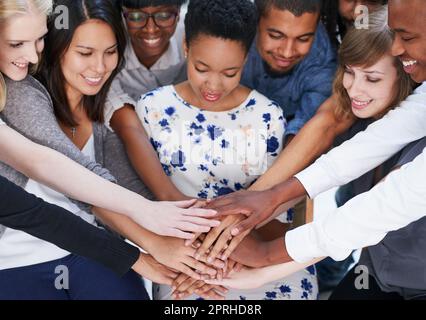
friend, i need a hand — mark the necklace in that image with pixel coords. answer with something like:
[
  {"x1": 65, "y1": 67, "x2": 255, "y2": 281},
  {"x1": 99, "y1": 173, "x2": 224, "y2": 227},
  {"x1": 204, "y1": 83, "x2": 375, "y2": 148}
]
[{"x1": 71, "y1": 127, "x2": 77, "y2": 138}]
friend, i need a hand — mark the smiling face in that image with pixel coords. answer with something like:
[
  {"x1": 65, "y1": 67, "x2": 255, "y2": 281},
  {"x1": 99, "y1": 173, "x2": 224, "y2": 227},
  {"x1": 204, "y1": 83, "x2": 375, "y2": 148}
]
[
  {"x1": 0, "y1": 9, "x2": 47, "y2": 81},
  {"x1": 124, "y1": 5, "x2": 179, "y2": 67},
  {"x1": 185, "y1": 35, "x2": 247, "y2": 110},
  {"x1": 61, "y1": 19, "x2": 119, "y2": 104},
  {"x1": 343, "y1": 54, "x2": 398, "y2": 119},
  {"x1": 389, "y1": 0, "x2": 426, "y2": 83},
  {"x1": 256, "y1": 6, "x2": 318, "y2": 74}
]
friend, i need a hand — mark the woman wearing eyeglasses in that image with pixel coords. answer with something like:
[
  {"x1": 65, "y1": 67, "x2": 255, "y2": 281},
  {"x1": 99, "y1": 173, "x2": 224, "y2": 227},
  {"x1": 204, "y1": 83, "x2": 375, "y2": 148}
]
[{"x1": 104, "y1": 0, "x2": 191, "y2": 203}]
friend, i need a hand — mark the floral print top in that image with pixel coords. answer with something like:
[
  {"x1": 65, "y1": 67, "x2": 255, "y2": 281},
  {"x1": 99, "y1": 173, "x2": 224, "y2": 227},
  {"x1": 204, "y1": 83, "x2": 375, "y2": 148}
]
[
  {"x1": 138, "y1": 85, "x2": 318, "y2": 300},
  {"x1": 136, "y1": 85, "x2": 286, "y2": 201}
]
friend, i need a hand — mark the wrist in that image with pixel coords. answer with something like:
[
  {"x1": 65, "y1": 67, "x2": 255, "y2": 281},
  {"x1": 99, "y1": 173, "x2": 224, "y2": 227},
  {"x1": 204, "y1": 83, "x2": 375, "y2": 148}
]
[
  {"x1": 266, "y1": 186, "x2": 286, "y2": 210},
  {"x1": 131, "y1": 253, "x2": 145, "y2": 275},
  {"x1": 270, "y1": 177, "x2": 306, "y2": 206},
  {"x1": 128, "y1": 197, "x2": 154, "y2": 221},
  {"x1": 264, "y1": 238, "x2": 292, "y2": 266}
]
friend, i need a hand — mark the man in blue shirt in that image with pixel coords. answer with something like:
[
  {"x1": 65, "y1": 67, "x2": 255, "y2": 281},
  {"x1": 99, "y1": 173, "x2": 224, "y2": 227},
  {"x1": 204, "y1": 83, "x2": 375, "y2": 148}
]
[{"x1": 243, "y1": 0, "x2": 337, "y2": 142}]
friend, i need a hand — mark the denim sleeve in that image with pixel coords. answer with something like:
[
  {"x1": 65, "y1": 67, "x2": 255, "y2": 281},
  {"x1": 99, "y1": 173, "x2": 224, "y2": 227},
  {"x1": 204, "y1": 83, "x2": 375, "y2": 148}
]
[
  {"x1": 286, "y1": 68, "x2": 335, "y2": 136},
  {"x1": 286, "y1": 91, "x2": 330, "y2": 136}
]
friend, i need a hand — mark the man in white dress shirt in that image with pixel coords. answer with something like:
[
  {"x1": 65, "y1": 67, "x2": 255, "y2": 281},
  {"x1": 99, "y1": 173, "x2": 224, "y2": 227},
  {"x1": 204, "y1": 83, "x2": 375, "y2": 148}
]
[{"x1": 207, "y1": 0, "x2": 426, "y2": 266}]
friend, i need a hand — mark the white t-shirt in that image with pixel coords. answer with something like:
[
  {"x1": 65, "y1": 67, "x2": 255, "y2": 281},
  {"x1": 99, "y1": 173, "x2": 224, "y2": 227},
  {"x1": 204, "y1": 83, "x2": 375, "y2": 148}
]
[{"x1": 0, "y1": 135, "x2": 96, "y2": 270}]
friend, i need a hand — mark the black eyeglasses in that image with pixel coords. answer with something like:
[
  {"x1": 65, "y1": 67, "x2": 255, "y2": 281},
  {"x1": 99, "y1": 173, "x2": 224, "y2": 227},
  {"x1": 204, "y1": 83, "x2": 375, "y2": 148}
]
[{"x1": 123, "y1": 10, "x2": 178, "y2": 29}]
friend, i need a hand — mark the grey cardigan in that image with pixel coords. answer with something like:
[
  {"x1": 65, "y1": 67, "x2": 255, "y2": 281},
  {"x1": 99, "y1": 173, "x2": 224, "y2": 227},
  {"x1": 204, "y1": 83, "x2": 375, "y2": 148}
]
[{"x1": 0, "y1": 75, "x2": 153, "y2": 238}]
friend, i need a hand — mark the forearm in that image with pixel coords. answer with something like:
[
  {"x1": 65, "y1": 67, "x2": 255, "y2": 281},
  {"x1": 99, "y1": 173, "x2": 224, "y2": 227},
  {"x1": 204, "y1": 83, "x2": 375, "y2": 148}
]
[
  {"x1": 0, "y1": 128, "x2": 157, "y2": 221},
  {"x1": 0, "y1": 127, "x2": 153, "y2": 220},
  {"x1": 93, "y1": 206, "x2": 162, "y2": 254},
  {"x1": 262, "y1": 237, "x2": 294, "y2": 266},
  {"x1": 256, "y1": 196, "x2": 305, "y2": 228},
  {"x1": 36, "y1": 149, "x2": 153, "y2": 219},
  {"x1": 296, "y1": 91, "x2": 426, "y2": 199},
  {"x1": 111, "y1": 106, "x2": 187, "y2": 201},
  {"x1": 0, "y1": 176, "x2": 139, "y2": 276},
  {"x1": 256, "y1": 221, "x2": 291, "y2": 242},
  {"x1": 287, "y1": 150, "x2": 426, "y2": 263},
  {"x1": 118, "y1": 127, "x2": 186, "y2": 201},
  {"x1": 251, "y1": 96, "x2": 353, "y2": 191},
  {"x1": 266, "y1": 177, "x2": 308, "y2": 210},
  {"x1": 257, "y1": 257, "x2": 324, "y2": 284}
]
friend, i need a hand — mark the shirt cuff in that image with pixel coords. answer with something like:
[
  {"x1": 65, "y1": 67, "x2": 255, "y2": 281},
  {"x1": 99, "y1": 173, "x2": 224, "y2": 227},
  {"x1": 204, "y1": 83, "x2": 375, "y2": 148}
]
[
  {"x1": 285, "y1": 217, "x2": 353, "y2": 263},
  {"x1": 295, "y1": 161, "x2": 334, "y2": 199},
  {"x1": 285, "y1": 223, "x2": 323, "y2": 263}
]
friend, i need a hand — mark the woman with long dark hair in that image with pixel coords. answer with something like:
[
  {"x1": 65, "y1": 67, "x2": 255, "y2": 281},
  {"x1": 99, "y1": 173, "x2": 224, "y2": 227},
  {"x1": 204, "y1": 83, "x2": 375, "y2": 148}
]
[{"x1": 0, "y1": 0, "x2": 189, "y2": 300}]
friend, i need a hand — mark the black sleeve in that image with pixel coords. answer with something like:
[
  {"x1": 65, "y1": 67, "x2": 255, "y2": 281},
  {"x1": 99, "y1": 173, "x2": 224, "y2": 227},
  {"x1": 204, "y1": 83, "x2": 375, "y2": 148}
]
[{"x1": 0, "y1": 175, "x2": 140, "y2": 276}]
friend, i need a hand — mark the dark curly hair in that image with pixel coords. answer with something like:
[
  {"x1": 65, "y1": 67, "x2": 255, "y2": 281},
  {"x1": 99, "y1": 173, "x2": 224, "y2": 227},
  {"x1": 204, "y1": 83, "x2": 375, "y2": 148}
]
[
  {"x1": 255, "y1": 0, "x2": 322, "y2": 17},
  {"x1": 120, "y1": 0, "x2": 186, "y2": 8},
  {"x1": 184, "y1": 0, "x2": 257, "y2": 53}
]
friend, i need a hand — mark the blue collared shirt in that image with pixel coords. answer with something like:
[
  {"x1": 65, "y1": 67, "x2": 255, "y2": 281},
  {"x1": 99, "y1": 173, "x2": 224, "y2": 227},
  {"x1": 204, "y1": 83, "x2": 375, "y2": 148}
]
[{"x1": 242, "y1": 23, "x2": 337, "y2": 136}]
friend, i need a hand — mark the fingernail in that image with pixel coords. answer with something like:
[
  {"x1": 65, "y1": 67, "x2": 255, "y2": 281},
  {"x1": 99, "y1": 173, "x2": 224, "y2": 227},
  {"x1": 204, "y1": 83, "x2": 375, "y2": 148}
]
[
  {"x1": 231, "y1": 228, "x2": 239, "y2": 236},
  {"x1": 207, "y1": 257, "x2": 213, "y2": 263}
]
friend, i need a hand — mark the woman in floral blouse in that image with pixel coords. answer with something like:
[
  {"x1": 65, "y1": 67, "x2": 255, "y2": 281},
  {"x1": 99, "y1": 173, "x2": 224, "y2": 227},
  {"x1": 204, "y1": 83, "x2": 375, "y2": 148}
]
[{"x1": 135, "y1": 0, "x2": 318, "y2": 300}]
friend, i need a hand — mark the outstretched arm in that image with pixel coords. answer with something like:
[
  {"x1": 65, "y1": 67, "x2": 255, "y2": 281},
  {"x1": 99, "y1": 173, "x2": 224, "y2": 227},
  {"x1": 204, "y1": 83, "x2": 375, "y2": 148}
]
[
  {"x1": 0, "y1": 125, "x2": 218, "y2": 239},
  {"x1": 286, "y1": 148, "x2": 426, "y2": 263},
  {"x1": 206, "y1": 96, "x2": 354, "y2": 234},
  {"x1": 251, "y1": 95, "x2": 354, "y2": 191},
  {"x1": 206, "y1": 258, "x2": 323, "y2": 290},
  {"x1": 0, "y1": 173, "x2": 139, "y2": 276},
  {"x1": 110, "y1": 105, "x2": 188, "y2": 201}
]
